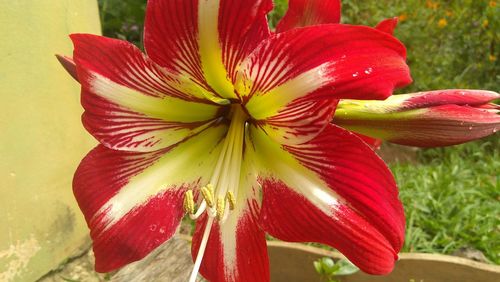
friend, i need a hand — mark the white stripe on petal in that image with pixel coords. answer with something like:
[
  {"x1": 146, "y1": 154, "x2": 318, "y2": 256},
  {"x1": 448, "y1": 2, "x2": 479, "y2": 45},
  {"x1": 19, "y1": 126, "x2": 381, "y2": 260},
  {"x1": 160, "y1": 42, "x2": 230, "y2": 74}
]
[
  {"x1": 244, "y1": 62, "x2": 336, "y2": 120},
  {"x1": 96, "y1": 125, "x2": 228, "y2": 230},
  {"x1": 251, "y1": 126, "x2": 340, "y2": 216},
  {"x1": 89, "y1": 73, "x2": 219, "y2": 123},
  {"x1": 198, "y1": 0, "x2": 236, "y2": 99}
]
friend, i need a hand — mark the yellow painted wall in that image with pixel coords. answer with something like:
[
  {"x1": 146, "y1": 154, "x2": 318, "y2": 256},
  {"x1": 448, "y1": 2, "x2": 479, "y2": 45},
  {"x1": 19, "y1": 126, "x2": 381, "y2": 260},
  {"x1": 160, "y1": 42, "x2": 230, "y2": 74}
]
[{"x1": 0, "y1": 1, "x2": 100, "y2": 281}]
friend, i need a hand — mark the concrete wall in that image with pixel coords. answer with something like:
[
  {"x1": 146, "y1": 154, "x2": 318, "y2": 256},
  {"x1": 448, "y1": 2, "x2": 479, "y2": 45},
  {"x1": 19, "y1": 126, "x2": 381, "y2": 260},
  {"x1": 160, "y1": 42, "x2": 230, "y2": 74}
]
[{"x1": 0, "y1": 1, "x2": 100, "y2": 281}]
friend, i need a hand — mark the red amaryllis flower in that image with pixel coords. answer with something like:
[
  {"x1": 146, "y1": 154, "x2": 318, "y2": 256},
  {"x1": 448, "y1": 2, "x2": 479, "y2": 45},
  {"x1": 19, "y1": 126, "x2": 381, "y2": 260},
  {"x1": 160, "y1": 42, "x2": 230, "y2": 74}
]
[
  {"x1": 62, "y1": 0, "x2": 413, "y2": 281},
  {"x1": 333, "y1": 90, "x2": 500, "y2": 147}
]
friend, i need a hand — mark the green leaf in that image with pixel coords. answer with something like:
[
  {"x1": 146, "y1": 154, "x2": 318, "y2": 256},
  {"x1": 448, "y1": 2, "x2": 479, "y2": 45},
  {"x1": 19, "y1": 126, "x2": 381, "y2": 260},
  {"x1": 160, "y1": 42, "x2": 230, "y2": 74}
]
[{"x1": 334, "y1": 259, "x2": 360, "y2": 276}]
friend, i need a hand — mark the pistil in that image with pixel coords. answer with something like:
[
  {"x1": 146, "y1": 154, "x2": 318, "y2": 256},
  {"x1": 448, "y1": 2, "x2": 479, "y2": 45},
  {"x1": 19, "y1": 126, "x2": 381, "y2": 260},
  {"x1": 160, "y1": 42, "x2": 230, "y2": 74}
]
[{"x1": 187, "y1": 105, "x2": 247, "y2": 282}]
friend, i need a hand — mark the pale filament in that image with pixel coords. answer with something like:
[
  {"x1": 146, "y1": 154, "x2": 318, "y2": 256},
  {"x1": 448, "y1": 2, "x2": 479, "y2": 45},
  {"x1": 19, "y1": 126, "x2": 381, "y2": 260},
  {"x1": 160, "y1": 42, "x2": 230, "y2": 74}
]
[{"x1": 189, "y1": 201, "x2": 206, "y2": 220}]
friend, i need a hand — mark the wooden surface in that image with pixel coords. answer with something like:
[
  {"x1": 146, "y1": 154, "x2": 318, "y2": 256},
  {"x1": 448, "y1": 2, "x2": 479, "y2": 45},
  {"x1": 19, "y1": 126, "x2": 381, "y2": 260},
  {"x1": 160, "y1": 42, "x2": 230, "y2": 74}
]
[
  {"x1": 111, "y1": 235, "x2": 198, "y2": 282},
  {"x1": 107, "y1": 237, "x2": 500, "y2": 282},
  {"x1": 268, "y1": 241, "x2": 500, "y2": 282}
]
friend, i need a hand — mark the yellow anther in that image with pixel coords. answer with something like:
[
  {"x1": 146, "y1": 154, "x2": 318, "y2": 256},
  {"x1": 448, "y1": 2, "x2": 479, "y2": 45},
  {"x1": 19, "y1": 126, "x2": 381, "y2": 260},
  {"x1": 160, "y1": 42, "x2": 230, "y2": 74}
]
[
  {"x1": 206, "y1": 183, "x2": 214, "y2": 192},
  {"x1": 183, "y1": 190, "x2": 195, "y2": 214},
  {"x1": 226, "y1": 191, "x2": 236, "y2": 210},
  {"x1": 201, "y1": 185, "x2": 215, "y2": 208},
  {"x1": 216, "y1": 197, "x2": 225, "y2": 220}
]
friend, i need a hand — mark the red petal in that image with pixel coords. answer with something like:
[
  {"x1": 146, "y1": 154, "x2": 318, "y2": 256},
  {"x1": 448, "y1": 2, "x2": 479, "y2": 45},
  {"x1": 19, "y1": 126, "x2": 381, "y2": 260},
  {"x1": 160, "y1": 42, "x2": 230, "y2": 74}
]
[
  {"x1": 239, "y1": 24, "x2": 411, "y2": 143},
  {"x1": 375, "y1": 18, "x2": 399, "y2": 35},
  {"x1": 254, "y1": 125, "x2": 405, "y2": 274},
  {"x1": 239, "y1": 24, "x2": 411, "y2": 107},
  {"x1": 403, "y1": 89, "x2": 500, "y2": 109},
  {"x1": 144, "y1": 0, "x2": 272, "y2": 93},
  {"x1": 74, "y1": 126, "x2": 228, "y2": 272},
  {"x1": 74, "y1": 146, "x2": 184, "y2": 272},
  {"x1": 71, "y1": 34, "x2": 222, "y2": 152},
  {"x1": 260, "y1": 181, "x2": 399, "y2": 274},
  {"x1": 257, "y1": 98, "x2": 338, "y2": 145},
  {"x1": 56, "y1": 54, "x2": 78, "y2": 81},
  {"x1": 283, "y1": 125, "x2": 405, "y2": 251},
  {"x1": 276, "y1": 0, "x2": 341, "y2": 32},
  {"x1": 191, "y1": 168, "x2": 269, "y2": 281},
  {"x1": 334, "y1": 90, "x2": 500, "y2": 147},
  {"x1": 354, "y1": 133, "x2": 383, "y2": 150},
  {"x1": 387, "y1": 104, "x2": 500, "y2": 147},
  {"x1": 71, "y1": 34, "x2": 205, "y2": 102},
  {"x1": 192, "y1": 211, "x2": 269, "y2": 282}
]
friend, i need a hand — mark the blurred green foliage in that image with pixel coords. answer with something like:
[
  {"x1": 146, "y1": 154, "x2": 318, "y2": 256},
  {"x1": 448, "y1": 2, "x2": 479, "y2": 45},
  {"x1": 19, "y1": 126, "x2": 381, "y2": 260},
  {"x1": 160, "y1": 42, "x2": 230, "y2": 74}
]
[
  {"x1": 98, "y1": 0, "x2": 146, "y2": 46},
  {"x1": 341, "y1": 0, "x2": 499, "y2": 93}
]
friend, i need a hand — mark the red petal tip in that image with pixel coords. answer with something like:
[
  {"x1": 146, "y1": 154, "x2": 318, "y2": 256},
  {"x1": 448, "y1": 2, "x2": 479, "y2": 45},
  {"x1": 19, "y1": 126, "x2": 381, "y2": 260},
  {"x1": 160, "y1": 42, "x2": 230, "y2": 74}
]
[
  {"x1": 375, "y1": 17, "x2": 399, "y2": 35},
  {"x1": 56, "y1": 54, "x2": 79, "y2": 82}
]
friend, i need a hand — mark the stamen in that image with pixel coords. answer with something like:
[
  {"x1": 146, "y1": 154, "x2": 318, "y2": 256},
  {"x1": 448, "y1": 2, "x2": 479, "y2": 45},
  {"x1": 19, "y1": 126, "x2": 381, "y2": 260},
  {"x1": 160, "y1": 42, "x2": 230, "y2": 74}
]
[
  {"x1": 220, "y1": 204, "x2": 231, "y2": 223},
  {"x1": 200, "y1": 185, "x2": 215, "y2": 208},
  {"x1": 188, "y1": 106, "x2": 248, "y2": 281},
  {"x1": 189, "y1": 201, "x2": 207, "y2": 220},
  {"x1": 207, "y1": 207, "x2": 217, "y2": 218},
  {"x1": 216, "y1": 197, "x2": 225, "y2": 220},
  {"x1": 226, "y1": 191, "x2": 236, "y2": 210},
  {"x1": 206, "y1": 183, "x2": 214, "y2": 193},
  {"x1": 183, "y1": 190, "x2": 195, "y2": 214},
  {"x1": 188, "y1": 217, "x2": 214, "y2": 282}
]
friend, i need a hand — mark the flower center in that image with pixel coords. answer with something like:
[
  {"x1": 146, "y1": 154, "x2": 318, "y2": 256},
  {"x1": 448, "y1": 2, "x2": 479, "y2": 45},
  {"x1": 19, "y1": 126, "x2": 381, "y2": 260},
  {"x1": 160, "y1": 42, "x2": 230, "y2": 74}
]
[{"x1": 185, "y1": 105, "x2": 248, "y2": 282}]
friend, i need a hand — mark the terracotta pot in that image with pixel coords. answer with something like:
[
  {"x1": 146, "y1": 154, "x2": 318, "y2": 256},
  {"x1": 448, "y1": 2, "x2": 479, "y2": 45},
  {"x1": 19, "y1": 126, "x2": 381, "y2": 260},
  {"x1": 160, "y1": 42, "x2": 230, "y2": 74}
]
[{"x1": 267, "y1": 241, "x2": 500, "y2": 282}]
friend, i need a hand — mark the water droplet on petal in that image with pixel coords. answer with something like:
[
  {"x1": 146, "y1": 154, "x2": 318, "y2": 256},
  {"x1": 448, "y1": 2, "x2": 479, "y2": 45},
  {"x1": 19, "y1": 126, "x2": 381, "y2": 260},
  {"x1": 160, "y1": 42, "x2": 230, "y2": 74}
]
[
  {"x1": 352, "y1": 72, "x2": 359, "y2": 77},
  {"x1": 468, "y1": 126, "x2": 473, "y2": 130},
  {"x1": 150, "y1": 224, "x2": 157, "y2": 231},
  {"x1": 493, "y1": 128, "x2": 498, "y2": 133},
  {"x1": 159, "y1": 227, "x2": 166, "y2": 234},
  {"x1": 364, "y1": 68, "x2": 373, "y2": 74}
]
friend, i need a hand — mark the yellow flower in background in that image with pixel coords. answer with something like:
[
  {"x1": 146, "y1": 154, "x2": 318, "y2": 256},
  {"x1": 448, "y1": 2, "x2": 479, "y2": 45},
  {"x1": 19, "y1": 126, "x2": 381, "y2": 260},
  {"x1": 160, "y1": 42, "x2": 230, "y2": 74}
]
[
  {"x1": 482, "y1": 19, "x2": 489, "y2": 28},
  {"x1": 398, "y1": 13, "x2": 408, "y2": 22},
  {"x1": 438, "y1": 18, "x2": 448, "y2": 28},
  {"x1": 489, "y1": 1, "x2": 497, "y2": 8},
  {"x1": 490, "y1": 54, "x2": 497, "y2": 62},
  {"x1": 426, "y1": 0, "x2": 439, "y2": 10},
  {"x1": 445, "y1": 10, "x2": 453, "y2": 17}
]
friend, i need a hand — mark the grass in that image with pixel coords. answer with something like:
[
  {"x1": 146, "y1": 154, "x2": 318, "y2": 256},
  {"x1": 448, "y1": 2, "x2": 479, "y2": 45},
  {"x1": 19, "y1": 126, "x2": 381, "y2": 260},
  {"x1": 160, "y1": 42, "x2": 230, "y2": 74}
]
[{"x1": 393, "y1": 136, "x2": 499, "y2": 263}]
